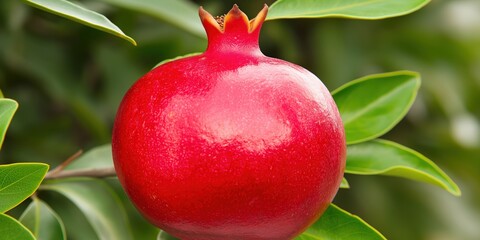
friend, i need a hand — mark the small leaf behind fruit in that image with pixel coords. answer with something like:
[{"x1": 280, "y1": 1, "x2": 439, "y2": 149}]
[
  {"x1": 157, "y1": 230, "x2": 179, "y2": 240},
  {"x1": 0, "y1": 213, "x2": 35, "y2": 240},
  {"x1": 267, "y1": 0, "x2": 430, "y2": 20},
  {"x1": 296, "y1": 204, "x2": 386, "y2": 240},
  {"x1": 0, "y1": 163, "x2": 49, "y2": 213},
  {"x1": 153, "y1": 52, "x2": 202, "y2": 69},
  {"x1": 340, "y1": 177, "x2": 350, "y2": 189},
  {"x1": 346, "y1": 139, "x2": 461, "y2": 196},
  {"x1": 20, "y1": 197, "x2": 67, "y2": 240},
  {"x1": 41, "y1": 178, "x2": 133, "y2": 240},
  {"x1": 23, "y1": 0, "x2": 136, "y2": 45},
  {"x1": 0, "y1": 98, "x2": 18, "y2": 150},
  {"x1": 332, "y1": 71, "x2": 420, "y2": 144},
  {"x1": 98, "y1": 0, "x2": 204, "y2": 38}
]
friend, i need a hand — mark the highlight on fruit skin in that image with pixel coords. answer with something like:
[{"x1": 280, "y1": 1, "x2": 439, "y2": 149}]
[{"x1": 112, "y1": 4, "x2": 346, "y2": 240}]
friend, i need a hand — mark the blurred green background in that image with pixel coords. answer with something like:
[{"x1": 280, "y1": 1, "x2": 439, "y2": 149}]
[{"x1": 1, "y1": 0, "x2": 479, "y2": 239}]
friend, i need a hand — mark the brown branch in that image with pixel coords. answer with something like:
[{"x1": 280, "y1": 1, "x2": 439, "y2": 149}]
[
  {"x1": 44, "y1": 150, "x2": 117, "y2": 180},
  {"x1": 44, "y1": 167, "x2": 117, "y2": 180},
  {"x1": 47, "y1": 150, "x2": 83, "y2": 176}
]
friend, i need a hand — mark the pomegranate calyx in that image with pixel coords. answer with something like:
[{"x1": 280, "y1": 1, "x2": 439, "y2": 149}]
[
  {"x1": 199, "y1": 4, "x2": 268, "y2": 33},
  {"x1": 199, "y1": 4, "x2": 268, "y2": 54}
]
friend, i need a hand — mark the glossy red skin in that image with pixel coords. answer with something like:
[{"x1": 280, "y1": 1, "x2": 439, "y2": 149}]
[{"x1": 112, "y1": 6, "x2": 346, "y2": 240}]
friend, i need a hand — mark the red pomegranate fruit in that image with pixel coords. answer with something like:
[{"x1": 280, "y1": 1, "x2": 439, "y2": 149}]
[{"x1": 112, "y1": 4, "x2": 346, "y2": 240}]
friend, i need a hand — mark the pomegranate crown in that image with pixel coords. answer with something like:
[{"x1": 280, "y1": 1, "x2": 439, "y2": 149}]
[{"x1": 199, "y1": 4, "x2": 268, "y2": 53}]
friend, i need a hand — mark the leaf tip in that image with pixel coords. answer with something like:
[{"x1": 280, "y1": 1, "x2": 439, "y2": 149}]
[
  {"x1": 448, "y1": 183, "x2": 462, "y2": 197},
  {"x1": 125, "y1": 36, "x2": 137, "y2": 46}
]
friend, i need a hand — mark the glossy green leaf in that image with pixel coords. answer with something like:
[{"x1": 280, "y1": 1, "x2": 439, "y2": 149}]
[
  {"x1": 99, "y1": 0, "x2": 204, "y2": 38},
  {"x1": 0, "y1": 163, "x2": 49, "y2": 213},
  {"x1": 346, "y1": 139, "x2": 461, "y2": 196},
  {"x1": 40, "y1": 190, "x2": 100, "y2": 240},
  {"x1": 332, "y1": 71, "x2": 420, "y2": 144},
  {"x1": 20, "y1": 198, "x2": 66, "y2": 240},
  {"x1": 65, "y1": 144, "x2": 113, "y2": 170},
  {"x1": 0, "y1": 213, "x2": 35, "y2": 240},
  {"x1": 41, "y1": 179, "x2": 133, "y2": 240},
  {"x1": 296, "y1": 204, "x2": 385, "y2": 240},
  {"x1": 0, "y1": 98, "x2": 18, "y2": 150},
  {"x1": 23, "y1": 0, "x2": 136, "y2": 45},
  {"x1": 157, "y1": 230, "x2": 179, "y2": 240},
  {"x1": 267, "y1": 0, "x2": 430, "y2": 20},
  {"x1": 340, "y1": 177, "x2": 350, "y2": 189}
]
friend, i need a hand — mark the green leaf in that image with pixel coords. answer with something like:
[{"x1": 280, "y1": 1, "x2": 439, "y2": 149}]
[
  {"x1": 0, "y1": 213, "x2": 35, "y2": 240},
  {"x1": 41, "y1": 179, "x2": 133, "y2": 240},
  {"x1": 340, "y1": 177, "x2": 350, "y2": 189},
  {"x1": 20, "y1": 197, "x2": 66, "y2": 240},
  {"x1": 267, "y1": 0, "x2": 430, "y2": 20},
  {"x1": 23, "y1": 0, "x2": 136, "y2": 45},
  {"x1": 65, "y1": 144, "x2": 113, "y2": 170},
  {"x1": 98, "y1": 0, "x2": 204, "y2": 38},
  {"x1": 0, "y1": 163, "x2": 49, "y2": 213},
  {"x1": 41, "y1": 190, "x2": 100, "y2": 240},
  {"x1": 0, "y1": 98, "x2": 18, "y2": 150},
  {"x1": 296, "y1": 204, "x2": 385, "y2": 240},
  {"x1": 157, "y1": 230, "x2": 179, "y2": 240},
  {"x1": 153, "y1": 52, "x2": 202, "y2": 69},
  {"x1": 332, "y1": 71, "x2": 420, "y2": 144},
  {"x1": 346, "y1": 139, "x2": 461, "y2": 196}
]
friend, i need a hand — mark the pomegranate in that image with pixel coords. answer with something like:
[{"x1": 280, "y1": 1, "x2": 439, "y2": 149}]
[{"x1": 112, "y1": 4, "x2": 346, "y2": 240}]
